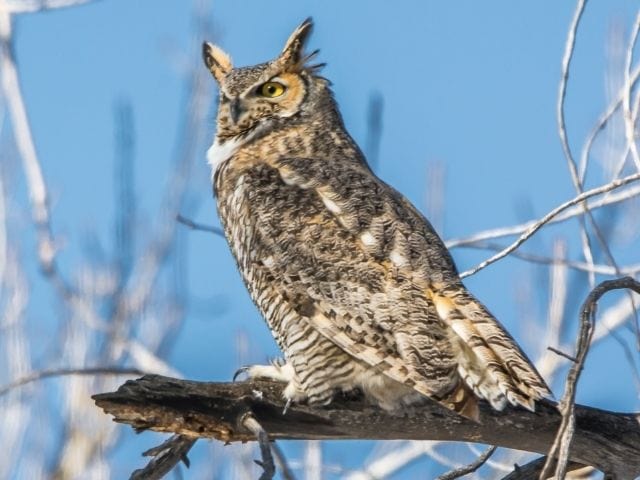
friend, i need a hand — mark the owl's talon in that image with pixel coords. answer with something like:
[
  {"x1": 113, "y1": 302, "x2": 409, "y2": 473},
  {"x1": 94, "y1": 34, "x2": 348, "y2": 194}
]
[
  {"x1": 270, "y1": 357, "x2": 286, "y2": 367},
  {"x1": 235, "y1": 362, "x2": 296, "y2": 383},
  {"x1": 282, "y1": 398, "x2": 292, "y2": 415},
  {"x1": 233, "y1": 366, "x2": 249, "y2": 382}
]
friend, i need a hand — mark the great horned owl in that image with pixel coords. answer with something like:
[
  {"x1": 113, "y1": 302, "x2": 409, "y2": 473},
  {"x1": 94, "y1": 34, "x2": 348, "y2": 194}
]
[{"x1": 203, "y1": 18, "x2": 551, "y2": 420}]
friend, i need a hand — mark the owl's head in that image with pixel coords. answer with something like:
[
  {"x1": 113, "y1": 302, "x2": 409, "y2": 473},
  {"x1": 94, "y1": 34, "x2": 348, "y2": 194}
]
[{"x1": 203, "y1": 18, "x2": 331, "y2": 142}]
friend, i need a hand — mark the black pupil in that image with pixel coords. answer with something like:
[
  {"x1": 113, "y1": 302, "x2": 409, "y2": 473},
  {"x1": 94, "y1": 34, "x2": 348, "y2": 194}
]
[{"x1": 267, "y1": 85, "x2": 276, "y2": 94}]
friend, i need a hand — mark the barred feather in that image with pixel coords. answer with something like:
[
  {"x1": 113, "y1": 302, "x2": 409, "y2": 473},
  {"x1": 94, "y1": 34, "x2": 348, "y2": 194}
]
[{"x1": 205, "y1": 17, "x2": 551, "y2": 421}]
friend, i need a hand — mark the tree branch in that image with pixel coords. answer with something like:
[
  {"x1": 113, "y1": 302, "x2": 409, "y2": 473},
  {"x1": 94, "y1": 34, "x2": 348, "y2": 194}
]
[
  {"x1": 435, "y1": 445, "x2": 496, "y2": 480},
  {"x1": 130, "y1": 434, "x2": 196, "y2": 480},
  {"x1": 459, "y1": 172, "x2": 640, "y2": 278},
  {"x1": 541, "y1": 276, "x2": 640, "y2": 479},
  {"x1": 93, "y1": 375, "x2": 640, "y2": 479},
  {"x1": 500, "y1": 456, "x2": 586, "y2": 480}
]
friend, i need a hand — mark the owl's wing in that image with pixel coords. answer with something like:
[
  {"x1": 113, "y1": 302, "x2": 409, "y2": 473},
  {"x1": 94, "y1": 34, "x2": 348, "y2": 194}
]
[{"x1": 244, "y1": 157, "x2": 550, "y2": 415}]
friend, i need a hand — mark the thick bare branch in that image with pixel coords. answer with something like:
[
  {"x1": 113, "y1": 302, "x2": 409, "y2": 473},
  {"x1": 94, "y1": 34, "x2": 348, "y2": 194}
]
[{"x1": 93, "y1": 375, "x2": 640, "y2": 479}]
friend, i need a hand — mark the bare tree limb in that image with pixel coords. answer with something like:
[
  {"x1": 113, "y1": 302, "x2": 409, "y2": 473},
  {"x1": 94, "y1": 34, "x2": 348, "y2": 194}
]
[
  {"x1": 546, "y1": 346, "x2": 577, "y2": 363},
  {"x1": 461, "y1": 241, "x2": 640, "y2": 275},
  {"x1": 176, "y1": 214, "x2": 225, "y2": 237},
  {"x1": 130, "y1": 435, "x2": 196, "y2": 480},
  {"x1": 93, "y1": 375, "x2": 640, "y2": 479},
  {"x1": 459, "y1": 172, "x2": 640, "y2": 278},
  {"x1": 1, "y1": 0, "x2": 99, "y2": 14},
  {"x1": 623, "y1": 10, "x2": 640, "y2": 172},
  {"x1": 445, "y1": 183, "x2": 640, "y2": 249},
  {"x1": 541, "y1": 276, "x2": 640, "y2": 479},
  {"x1": 435, "y1": 445, "x2": 497, "y2": 480},
  {"x1": 500, "y1": 456, "x2": 585, "y2": 480},
  {"x1": 0, "y1": 11, "x2": 57, "y2": 278},
  {"x1": 343, "y1": 441, "x2": 445, "y2": 480},
  {"x1": 556, "y1": 0, "x2": 604, "y2": 291},
  {"x1": 579, "y1": 64, "x2": 640, "y2": 181},
  {"x1": 243, "y1": 414, "x2": 276, "y2": 480},
  {"x1": 0, "y1": 366, "x2": 145, "y2": 398},
  {"x1": 271, "y1": 442, "x2": 296, "y2": 480},
  {"x1": 557, "y1": 0, "x2": 587, "y2": 188}
]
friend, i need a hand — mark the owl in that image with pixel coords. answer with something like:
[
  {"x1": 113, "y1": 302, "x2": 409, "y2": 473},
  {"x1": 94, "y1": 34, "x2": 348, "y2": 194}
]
[{"x1": 203, "y1": 18, "x2": 551, "y2": 420}]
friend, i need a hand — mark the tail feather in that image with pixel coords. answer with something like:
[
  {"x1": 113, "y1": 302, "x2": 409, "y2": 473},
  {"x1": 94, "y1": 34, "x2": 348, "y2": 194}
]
[
  {"x1": 458, "y1": 295, "x2": 552, "y2": 401},
  {"x1": 430, "y1": 285, "x2": 552, "y2": 412}
]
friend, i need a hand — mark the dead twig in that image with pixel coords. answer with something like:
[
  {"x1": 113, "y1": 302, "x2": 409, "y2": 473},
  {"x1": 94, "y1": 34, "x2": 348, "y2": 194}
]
[
  {"x1": 459, "y1": 172, "x2": 640, "y2": 278},
  {"x1": 556, "y1": 0, "x2": 604, "y2": 290},
  {"x1": 271, "y1": 442, "x2": 297, "y2": 480},
  {"x1": 501, "y1": 456, "x2": 586, "y2": 480},
  {"x1": 243, "y1": 414, "x2": 276, "y2": 480},
  {"x1": 176, "y1": 214, "x2": 225, "y2": 237},
  {"x1": 454, "y1": 241, "x2": 640, "y2": 276},
  {"x1": 540, "y1": 276, "x2": 640, "y2": 479},
  {"x1": 445, "y1": 183, "x2": 640, "y2": 249},
  {"x1": 130, "y1": 434, "x2": 196, "y2": 480},
  {"x1": 579, "y1": 64, "x2": 640, "y2": 181},
  {"x1": 435, "y1": 446, "x2": 497, "y2": 480},
  {"x1": 0, "y1": 366, "x2": 145, "y2": 398},
  {"x1": 1, "y1": 0, "x2": 99, "y2": 14},
  {"x1": 623, "y1": 10, "x2": 640, "y2": 172},
  {"x1": 546, "y1": 347, "x2": 577, "y2": 363}
]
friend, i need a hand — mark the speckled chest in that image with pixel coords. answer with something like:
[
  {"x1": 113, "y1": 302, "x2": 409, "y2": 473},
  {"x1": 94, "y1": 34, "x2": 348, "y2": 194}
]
[
  {"x1": 214, "y1": 156, "x2": 265, "y2": 284},
  {"x1": 213, "y1": 153, "x2": 329, "y2": 356}
]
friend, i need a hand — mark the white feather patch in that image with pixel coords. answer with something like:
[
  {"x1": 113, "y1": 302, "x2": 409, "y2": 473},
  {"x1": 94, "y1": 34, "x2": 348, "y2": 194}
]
[
  {"x1": 262, "y1": 256, "x2": 275, "y2": 268},
  {"x1": 389, "y1": 249, "x2": 408, "y2": 267},
  {"x1": 318, "y1": 192, "x2": 341, "y2": 214},
  {"x1": 207, "y1": 136, "x2": 244, "y2": 174},
  {"x1": 360, "y1": 231, "x2": 376, "y2": 247}
]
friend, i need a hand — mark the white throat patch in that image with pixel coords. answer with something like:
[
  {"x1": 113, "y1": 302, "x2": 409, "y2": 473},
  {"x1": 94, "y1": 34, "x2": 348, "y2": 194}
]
[
  {"x1": 206, "y1": 123, "x2": 269, "y2": 177},
  {"x1": 207, "y1": 136, "x2": 245, "y2": 174}
]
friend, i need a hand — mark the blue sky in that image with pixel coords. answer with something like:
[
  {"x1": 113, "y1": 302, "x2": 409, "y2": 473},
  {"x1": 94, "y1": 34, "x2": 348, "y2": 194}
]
[{"x1": 7, "y1": 0, "x2": 640, "y2": 478}]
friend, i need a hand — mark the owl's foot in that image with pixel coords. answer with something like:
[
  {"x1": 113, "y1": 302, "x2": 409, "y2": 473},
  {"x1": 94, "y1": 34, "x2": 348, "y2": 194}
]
[
  {"x1": 233, "y1": 360, "x2": 306, "y2": 414},
  {"x1": 233, "y1": 359, "x2": 295, "y2": 383}
]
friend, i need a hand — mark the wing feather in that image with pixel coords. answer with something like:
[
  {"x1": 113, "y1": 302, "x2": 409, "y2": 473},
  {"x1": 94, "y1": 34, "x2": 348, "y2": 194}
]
[{"x1": 236, "y1": 157, "x2": 549, "y2": 416}]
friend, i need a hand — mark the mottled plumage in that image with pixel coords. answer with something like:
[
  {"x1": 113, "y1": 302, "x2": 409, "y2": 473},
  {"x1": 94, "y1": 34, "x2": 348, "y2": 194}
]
[{"x1": 203, "y1": 18, "x2": 551, "y2": 420}]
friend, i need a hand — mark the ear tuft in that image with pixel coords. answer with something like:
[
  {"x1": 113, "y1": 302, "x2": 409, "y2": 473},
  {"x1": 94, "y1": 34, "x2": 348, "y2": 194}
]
[
  {"x1": 279, "y1": 17, "x2": 314, "y2": 70},
  {"x1": 202, "y1": 42, "x2": 233, "y2": 83}
]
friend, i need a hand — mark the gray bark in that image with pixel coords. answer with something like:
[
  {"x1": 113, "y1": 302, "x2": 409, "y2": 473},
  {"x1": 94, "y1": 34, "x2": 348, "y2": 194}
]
[{"x1": 93, "y1": 374, "x2": 640, "y2": 478}]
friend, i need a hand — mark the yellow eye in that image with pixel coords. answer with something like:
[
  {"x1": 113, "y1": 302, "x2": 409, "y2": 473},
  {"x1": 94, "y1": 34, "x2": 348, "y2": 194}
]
[{"x1": 258, "y1": 81, "x2": 286, "y2": 98}]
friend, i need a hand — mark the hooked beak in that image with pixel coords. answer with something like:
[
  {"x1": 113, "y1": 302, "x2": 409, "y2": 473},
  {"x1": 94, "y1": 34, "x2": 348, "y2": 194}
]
[{"x1": 229, "y1": 98, "x2": 244, "y2": 124}]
